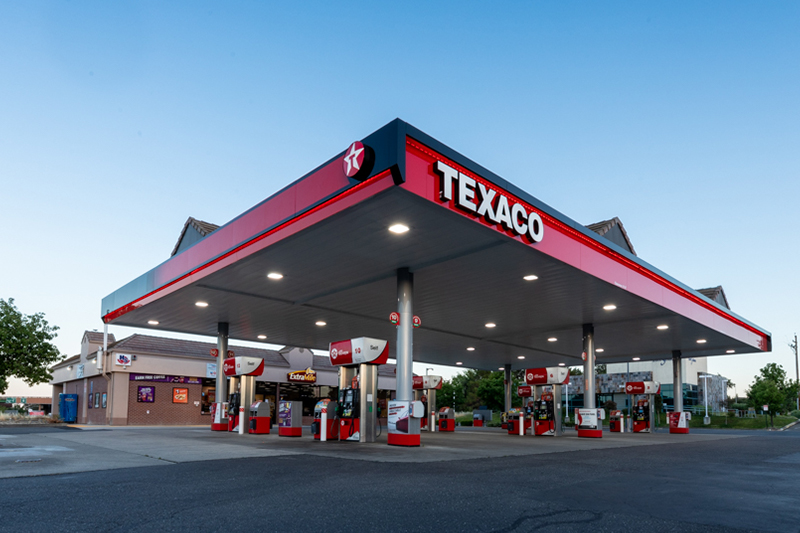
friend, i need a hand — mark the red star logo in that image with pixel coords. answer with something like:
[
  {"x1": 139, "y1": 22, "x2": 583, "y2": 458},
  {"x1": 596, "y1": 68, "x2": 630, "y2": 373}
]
[{"x1": 343, "y1": 141, "x2": 365, "y2": 178}]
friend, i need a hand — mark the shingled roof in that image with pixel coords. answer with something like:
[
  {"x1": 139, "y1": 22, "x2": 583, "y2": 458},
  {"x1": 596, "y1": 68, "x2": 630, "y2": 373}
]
[
  {"x1": 586, "y1": 217, "x2": 637, "y2": 256},
  {"x1": 697, "y1": 286, "x2": 730, "y2": 310},
  {"x1": 171, "y1": 217, "x2": 220, "y2": 257},
  {"x1": 82, "y1": 331, "x2": 116, "y2": 345},
  {"x1": 107, "y1": 334, "x2": 290, "y2": 367}
]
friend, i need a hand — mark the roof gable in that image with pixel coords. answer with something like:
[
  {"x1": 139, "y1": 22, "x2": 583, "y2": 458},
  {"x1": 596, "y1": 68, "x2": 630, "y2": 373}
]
[
  {"x1": 171, "y1": 217, "x2": 219, "y2": 257},
  {"x1": 697, "y1": 286, "x2": 730, "y2": 310},
  {"x1": 586, "y1": 217, "x2": 637, "y2": 256}
]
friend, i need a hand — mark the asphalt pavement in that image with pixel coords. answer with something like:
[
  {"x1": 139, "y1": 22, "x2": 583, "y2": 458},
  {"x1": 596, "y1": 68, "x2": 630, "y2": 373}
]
[{"x1": 1, "y1": 425, "x2": 798, "y2": 532}]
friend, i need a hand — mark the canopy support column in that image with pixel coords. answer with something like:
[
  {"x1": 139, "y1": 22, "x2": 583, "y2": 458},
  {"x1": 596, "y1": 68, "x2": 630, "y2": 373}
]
[
  {"x1": 211, "y1": 322, "x2": 229, "y2": 431},
  {"x1": 504, "y1": 364, "x2": 512, "y2": 414},
  {"x1": 389, "y1": 267, "x2": 420, "y2": 446}
]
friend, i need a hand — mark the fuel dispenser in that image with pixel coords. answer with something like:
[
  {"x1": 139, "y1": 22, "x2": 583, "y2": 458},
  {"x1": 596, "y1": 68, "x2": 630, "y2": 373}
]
[
  {"x1": 337, "y1": 385, "x2": 360, "y2": 441},
  {"x1": 227, "y1": 390, "x2": 241, "y2": 432},
  {"x1": 221, "y1": 356, "x2": 265, "y2": 435},
  {"x1": 533, "y1": 392, "x2": 556, "y2": 436},
  {"x1": 249, "y1": 400, "x2": 271, "y2": 434},
  {"x1": 505, "y1": 407, "x2": 530, "y2": 435},
  {"x1": 438, "y1": 407, "x2": 455, "y2": 432},
  {"x1": 328, "y1": 337, "x2": 389, "y2": 443},
  {"x1": 413, "y1": 375, "x2": 443, "y2": 432},
  {"x1": 522, "y1": 366, "x2": 569, "y2": 437},
  {"x1": 278, "y1": 400, "x2": 303, "y2": 437},
  {"x1": 609, "y1": 410, "x2": 623, "y2": 432},
  {"x1": 624, "y1": 381, "x2": 660, "y2": 433},
  {"x1": 312, "y1": 399, "x2": 339, "y2": 441}
]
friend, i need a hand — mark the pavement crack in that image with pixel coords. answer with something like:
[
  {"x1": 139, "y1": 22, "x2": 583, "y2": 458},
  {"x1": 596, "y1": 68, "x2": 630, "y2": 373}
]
[{"x1": 490, "y1": 509, "x2": 603, "y2": 532}]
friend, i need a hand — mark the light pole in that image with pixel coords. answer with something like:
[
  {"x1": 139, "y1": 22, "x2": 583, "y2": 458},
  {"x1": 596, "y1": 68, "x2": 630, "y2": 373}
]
[
  {"x1": 721, "y1": 378, "x2": 728, "y2": 413},
  {"x1": 791, "y1": 334, "x2": 799, "y2": 411},
  {"x1": 699, "y1": 374, "x2": 711, "y2": 424}
]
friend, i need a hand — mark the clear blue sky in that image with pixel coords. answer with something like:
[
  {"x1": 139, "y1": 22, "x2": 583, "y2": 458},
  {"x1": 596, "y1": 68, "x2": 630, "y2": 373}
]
[{"x1": 2, "y1": 2, "x2": 798, "y2": 396}]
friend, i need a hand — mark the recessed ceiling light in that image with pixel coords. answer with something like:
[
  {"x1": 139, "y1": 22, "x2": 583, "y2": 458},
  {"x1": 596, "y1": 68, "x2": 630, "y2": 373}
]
[
  {"x1": 603, "y1": 304, "x2": 617, "y2": 311},
  {"x1": 547, "y1": 337, "x2": 557, "y2": 342},
  {"x1": 558, "y1": 363, "x2": 566, "y2": 367},
  {"x1": 657, "y1": 325, "x2": 669, "y2": 330},
  {"x1": 523, "y1": 275, "x2": 538, "y2": 281},
  {"x1": 267, "y1": 272, "x2": 283, "y2": 280},
  {"x1": 257, "y1": 335, "x2": 267, "y2": 340},
  {"x1": 388, "y1": 224, "x2": 409, "y2": 234},
  {"x1": 315, "y1": 321, "x2": 327, "y2": 326},
  {"x1": 195, "y1": 301, "x2": 209, "y2": 308},
  {"x1": 498, "y1": 367, "x2": 504, "y2": 371},
  {"x1": 466, "y1": 347, "x2": 475, "y2": 351},
  {"x1": 697, "y1": 339, "x2": 707, "y2": 344},
  {"x1": 595, "y1": 348, "x2": 604, "y2": 353},
  {"x1": 485, "y1": 323, "x2": 496, "y2": 328},
  {"x1": 455, "y1": 362, "x2": 463, "y2": 365},
  {"x1": 147, "y1": 320, "x2": 159, "y2": 325},
  {"x1": 726, "y1": 349, "x2": 735, "y2": 354},
  {"x1": 517, "y1": 356, "x2": 525, "y2": 360},
  {"x1": 632, "y1": 357, "x2": 641, "y2": 361}
]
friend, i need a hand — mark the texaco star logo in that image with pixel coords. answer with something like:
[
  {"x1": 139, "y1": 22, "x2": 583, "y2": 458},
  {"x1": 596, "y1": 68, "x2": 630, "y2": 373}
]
[
  {"x1": 342, "y1": 141, "x2": 374, "y2": 181},
  {"x1": 330, "y1": 348, "x2": 338, "y2": 360},
  {"x1": 343, "y1": 142, "x2": 364, "y2": 177}
]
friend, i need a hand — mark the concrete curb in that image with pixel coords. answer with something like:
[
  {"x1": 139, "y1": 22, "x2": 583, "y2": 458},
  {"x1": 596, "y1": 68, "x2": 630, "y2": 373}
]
[{"x1": 778, "y1": 419, "x2": 800, "y2": 431}]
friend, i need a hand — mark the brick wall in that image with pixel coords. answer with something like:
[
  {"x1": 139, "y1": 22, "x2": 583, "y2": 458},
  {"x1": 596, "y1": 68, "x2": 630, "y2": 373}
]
[{"x1": 127, "y1": 381, "x2": 208, "y2": 425}]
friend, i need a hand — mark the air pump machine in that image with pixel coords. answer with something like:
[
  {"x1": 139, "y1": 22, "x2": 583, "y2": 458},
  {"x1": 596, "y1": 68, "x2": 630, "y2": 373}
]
[
  {"x1": 625, "y1": 381, "x2": 660, "y2": 433},
  {"x1": 413, "y1": 375, "x2": 443, "y2": 432},
  {"x1": 222, "y1": 356, "x2": 265, "y2": 435},
  {"x1": 328, "y1": 337, "x2": 389, "y2": 443},
  {"x1": 522, "y1": 366, "x2": 569, "y2": 436}
]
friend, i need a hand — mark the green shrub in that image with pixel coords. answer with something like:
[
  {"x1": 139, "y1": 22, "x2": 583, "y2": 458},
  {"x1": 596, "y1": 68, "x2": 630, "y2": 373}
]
[{"x1": 790, "y1": 410, "x2": 800, "y2": 419}]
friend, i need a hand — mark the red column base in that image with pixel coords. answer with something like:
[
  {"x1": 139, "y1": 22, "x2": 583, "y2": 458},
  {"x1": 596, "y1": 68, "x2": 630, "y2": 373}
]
[
  {"x1": 388, "y1": 433, "x2": 420, "y2": 446},
  {"x1": 578, "y1": 429, "x2": 603, "y2": 438},
  {"x1": 210, "y1": 423, "x2": 228, "y2": 431},
  {"x1": 669, "y1": 427, "x2": 690, "y2": 434},
  {"x1": 473, "y1": 420, "x2": 484, "y2": 427},
  {"x1": 279, "y1": 427, "x2": 302, "y2": 437}
]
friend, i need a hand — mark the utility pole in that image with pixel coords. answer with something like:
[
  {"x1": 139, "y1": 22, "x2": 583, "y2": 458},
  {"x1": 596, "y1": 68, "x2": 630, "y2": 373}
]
[{"x1": 792, "y1": 333, "x2": 799, "y2": 410}]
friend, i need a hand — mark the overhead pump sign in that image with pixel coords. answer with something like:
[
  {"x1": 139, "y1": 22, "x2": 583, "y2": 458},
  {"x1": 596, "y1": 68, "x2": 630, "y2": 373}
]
[{"x1": 434, "y1": 161, "x2": 544, "y2": 243}]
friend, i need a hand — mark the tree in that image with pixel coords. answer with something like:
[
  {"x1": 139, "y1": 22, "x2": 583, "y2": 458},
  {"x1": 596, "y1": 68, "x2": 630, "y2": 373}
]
[
  {"x1": 0, "y1": 298, "x2": 63, "y2": 394},
  {"x1": 746, "y1": 363, "x2": 799, "y2": 427}
]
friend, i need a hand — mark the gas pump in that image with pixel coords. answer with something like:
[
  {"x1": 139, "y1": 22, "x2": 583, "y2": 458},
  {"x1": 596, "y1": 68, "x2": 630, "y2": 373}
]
[
  {"x1": 533, "y1": 392, "x2": 556, "y2": 436},
  {"x1": 227, "y1": 391, "x2": 241, "y2": 432},
  {"x1": 249, "y1": 400, "x2": 271, "y2": 434},
  {"x1": 328, "y1": 337, "x2": 389, "y2": 443},
  {"x1": 505, "y1": 407, "x2": 530, "y2": 435},
  {"x1": 625, "y1": 381, "x2": 660, "y2": 433},
  {"x1": 222, "y1": 355, "x2": 265, "y2": 435},
  {"x1": 337, "y1": 383, "x2": 360, "y2": 441},
  {"x1": 413, "y1": 375, "x2": 443, "y2": 433},
  {"x1": 438, "y1": 407, "x2": 455, "y2": 432},
  {"x1": 312, "y1": 399, "x2": 339, "y2": 441},
  {"x1": 523, "y1": 366, "x2": 569, "y2": 437}
]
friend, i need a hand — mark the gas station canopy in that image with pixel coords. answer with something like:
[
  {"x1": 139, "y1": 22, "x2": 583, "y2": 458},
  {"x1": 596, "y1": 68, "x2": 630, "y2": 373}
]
[{"x1": 102, "y1": 119, "x2": 770, "y2": 370}]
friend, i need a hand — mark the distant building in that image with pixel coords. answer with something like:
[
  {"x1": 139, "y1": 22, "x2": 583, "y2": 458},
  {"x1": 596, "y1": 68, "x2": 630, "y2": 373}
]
[{"x1": 50, "y1": 330, "x2": 396, "y2": 425}]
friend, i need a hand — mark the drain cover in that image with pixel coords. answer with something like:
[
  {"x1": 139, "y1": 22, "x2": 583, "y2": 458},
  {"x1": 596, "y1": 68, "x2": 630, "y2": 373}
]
[{"x1": 15, "y1": 458, "x2": 42, "y2": 463}]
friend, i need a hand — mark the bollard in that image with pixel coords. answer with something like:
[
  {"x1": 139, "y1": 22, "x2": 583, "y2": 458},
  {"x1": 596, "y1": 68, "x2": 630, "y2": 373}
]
[
  {"x1": 519, "y1": 412, "x2": 524, "y2": 436},
  {"x1": 238, "y1": 406, "x2": 245, "y2": 435},
  {"x1": 321, "y1": 410, "x2": 327, "y2": 442}
]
